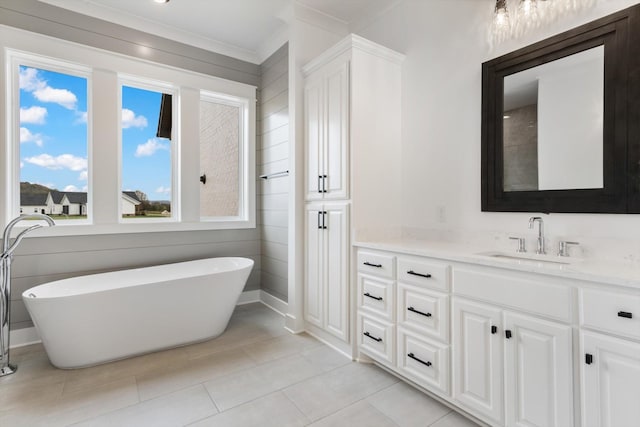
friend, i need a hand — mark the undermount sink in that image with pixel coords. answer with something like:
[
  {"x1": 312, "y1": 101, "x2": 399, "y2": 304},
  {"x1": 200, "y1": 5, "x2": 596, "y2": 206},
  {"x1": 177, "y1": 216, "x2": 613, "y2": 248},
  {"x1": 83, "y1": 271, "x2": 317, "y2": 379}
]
[{"x1": 476, "y1": 251, "x2": 577, "y2": 266}]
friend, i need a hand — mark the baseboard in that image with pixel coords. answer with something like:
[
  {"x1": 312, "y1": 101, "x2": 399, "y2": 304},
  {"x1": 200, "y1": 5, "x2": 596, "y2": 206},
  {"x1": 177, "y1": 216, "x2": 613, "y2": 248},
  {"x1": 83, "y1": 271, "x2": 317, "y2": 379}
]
[
  {"x1": 236, "y1": 289, "x2": 261, "y2": 305},
  {"x1": 259, "y1": 290, "x2": 288, "y2": 315},
  {"x1": 10, "y1": 289, "x2": 284, "y2": 349}
]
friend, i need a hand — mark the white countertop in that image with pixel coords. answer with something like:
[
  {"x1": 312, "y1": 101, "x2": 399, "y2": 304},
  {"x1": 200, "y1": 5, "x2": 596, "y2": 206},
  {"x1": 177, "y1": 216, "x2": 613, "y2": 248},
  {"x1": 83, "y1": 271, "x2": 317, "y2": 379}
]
[{"x1": 354, "y1": 239, "x2": 640, "y2": 290}]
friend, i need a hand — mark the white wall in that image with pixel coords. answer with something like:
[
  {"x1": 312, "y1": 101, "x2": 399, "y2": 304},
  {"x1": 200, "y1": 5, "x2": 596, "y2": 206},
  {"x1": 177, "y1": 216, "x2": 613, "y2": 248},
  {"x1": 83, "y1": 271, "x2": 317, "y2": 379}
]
[{"x1": 355, "y1": 0, "x2": 640, "y2": 261}]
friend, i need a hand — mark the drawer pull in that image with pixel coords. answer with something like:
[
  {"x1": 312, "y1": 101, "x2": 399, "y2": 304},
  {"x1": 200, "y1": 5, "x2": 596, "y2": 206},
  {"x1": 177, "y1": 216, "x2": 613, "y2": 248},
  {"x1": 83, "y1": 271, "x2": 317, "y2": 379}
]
[
  {"x1": 363, "y1": 262, "x2": 383, "y2": 268},
  {"x1": 505, "y1": 330, "x2": 512, "y2": 339},
  {"x1": 363, "y1": 331, "x2": 383, "y2": 342},
  {"x1": 618, "y1": 311, "x2": 633, "y2": 319},
  {"x1": 407, "y1": 270, "x2": 432, "y2": 279},
  {"x1": 585, "y1": 353, "x2": 593, "y2": 365},
  {"x1": 407, "y1": 306, "x2": 432, "y2": 317},
  {"x1": 364, "y1": 292, "x2": 383, "y2": 301},
  {"x1": 408, "y1": 352, "x2": 432, "y2": 367},
  {"x1": 491, "y1": 325, "x2": 498, "y2": 334}
]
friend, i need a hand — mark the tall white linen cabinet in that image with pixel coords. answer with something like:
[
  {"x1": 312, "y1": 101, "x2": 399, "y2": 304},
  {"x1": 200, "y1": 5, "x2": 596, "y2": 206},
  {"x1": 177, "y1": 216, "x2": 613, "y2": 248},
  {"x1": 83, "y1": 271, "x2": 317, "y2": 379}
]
[{"x1": 302, "y1": 35, "x2": 404, "y2": 352}]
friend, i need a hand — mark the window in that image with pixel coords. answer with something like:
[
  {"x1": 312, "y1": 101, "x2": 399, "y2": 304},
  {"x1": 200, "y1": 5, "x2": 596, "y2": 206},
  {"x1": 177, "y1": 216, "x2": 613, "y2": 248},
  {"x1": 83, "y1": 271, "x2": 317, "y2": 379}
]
[
  {"x1": 4, "y1": 31, "x2": 255, "y2": 235},
  {"x1": 16, "y1": 62, "x2": 90, "y2": 222},
  {"x1": 120, "y1": 82, "x2": 175, "y2": 221},
  {"x1": 200, "y1": 93, "x2": 247, "y2": 220}
]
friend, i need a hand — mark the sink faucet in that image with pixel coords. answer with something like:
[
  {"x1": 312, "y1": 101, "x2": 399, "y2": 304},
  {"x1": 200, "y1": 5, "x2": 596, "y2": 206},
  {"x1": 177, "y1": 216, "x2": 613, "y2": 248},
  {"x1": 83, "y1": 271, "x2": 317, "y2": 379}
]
[
  {"x1": 1, "y1": 214, "x2": 55, "y2": 377},
  {"x1": 528, "y1": 216, "x2": 545, "y2": 255}
]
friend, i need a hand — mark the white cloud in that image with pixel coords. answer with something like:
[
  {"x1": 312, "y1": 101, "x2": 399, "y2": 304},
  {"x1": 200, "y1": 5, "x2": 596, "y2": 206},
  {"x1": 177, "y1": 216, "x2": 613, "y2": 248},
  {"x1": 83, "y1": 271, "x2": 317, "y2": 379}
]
[
  {"x1": 78, "y1": 170, "x2": 88, "y2": 181},
  {"x1": 63, "y1": 185, "x2": 80, "y2": 192},
  {"x1": 20, "y1": 106, "x2": 47, "y2": 124},
  {"x1": 20, "y1": 127, "x2": 44, "y2": 146},
  {"x1": 20, "y1": 161, "x2": 24, "y2": 169},
  {"x1": 135, "y1": 138, "x2": 169, "y2": 157},
  {"x1": 75, "y1": 111, "x2": 88, "y2": 124},
  {"x1": 122, "y1": 108, "x2": 148, "y2": 129},
  {"x1": 24, "y1": 153, "x2": 87, "y2": 171},
  {"x1": 19, "y1": 67, "x2": 43, "y2": 92},
  {"x1": 33, "y1": 86, "x2": 77, "y2": 110},
  {"x1": 35, "y1": 182, "x2": 55, "y2": 189},
  {"x1": 155, "y1": 186, "x2": 171, "y2": 195},
  {"x1": 19, "y1": 67, "x2": 78, "y2": 110}
]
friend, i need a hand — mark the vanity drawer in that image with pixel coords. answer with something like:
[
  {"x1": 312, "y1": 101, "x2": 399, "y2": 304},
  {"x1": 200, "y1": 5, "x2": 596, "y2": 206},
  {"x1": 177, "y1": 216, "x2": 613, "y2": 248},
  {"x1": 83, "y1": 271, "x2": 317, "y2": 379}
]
[
  {"x1": 398, "y1": 256, "x2": 450, "y2": 291},
  {"x1": 581, "y1": 288, "x2": 640, "y2": 340},
  {"x1": 453, "y1": 266, "x2": 572, "y2": 322},
  {"x1": 357, "y1": 250, "x2": 395, "y2": 279},
  {"x1": 398, "y1": 283, "x2": 449, "y2": 343},
  {"x1": 358, "y1": 313, "x2": 395, "y2": 366},
  {"x1": 358, "y1": 274, "x2": 395, "y2": 321},
  {"x1": 397, "y1": 328, "x2": 450, "y2": 395}
]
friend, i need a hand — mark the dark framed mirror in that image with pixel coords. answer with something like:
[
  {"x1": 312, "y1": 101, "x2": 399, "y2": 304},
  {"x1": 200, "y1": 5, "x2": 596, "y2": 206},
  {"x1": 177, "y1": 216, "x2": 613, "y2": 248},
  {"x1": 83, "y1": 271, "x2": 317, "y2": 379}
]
[{"x1": 481, "y1": 4, "x2": 640, "y2": 213}]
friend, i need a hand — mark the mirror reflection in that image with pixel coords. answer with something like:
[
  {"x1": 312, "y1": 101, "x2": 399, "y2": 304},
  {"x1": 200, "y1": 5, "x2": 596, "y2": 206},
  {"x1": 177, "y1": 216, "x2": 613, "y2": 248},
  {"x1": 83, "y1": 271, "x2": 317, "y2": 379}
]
[{"x1": 502, "y1": 46, "x2": 604, "y2": 192}]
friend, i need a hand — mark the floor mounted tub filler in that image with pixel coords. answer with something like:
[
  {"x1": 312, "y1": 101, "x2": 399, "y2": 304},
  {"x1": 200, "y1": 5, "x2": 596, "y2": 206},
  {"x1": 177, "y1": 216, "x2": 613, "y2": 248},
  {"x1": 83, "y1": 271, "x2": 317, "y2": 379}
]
[{"x1": 22, "y1": 257, "x2": 254, "y2": 369}]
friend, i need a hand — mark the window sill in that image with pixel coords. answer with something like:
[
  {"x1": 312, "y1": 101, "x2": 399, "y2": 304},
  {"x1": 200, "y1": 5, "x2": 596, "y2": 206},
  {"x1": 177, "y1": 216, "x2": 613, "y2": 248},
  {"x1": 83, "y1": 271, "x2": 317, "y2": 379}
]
[{"x1": 13, "y1": 220, "x2": 256, "y2": 238}]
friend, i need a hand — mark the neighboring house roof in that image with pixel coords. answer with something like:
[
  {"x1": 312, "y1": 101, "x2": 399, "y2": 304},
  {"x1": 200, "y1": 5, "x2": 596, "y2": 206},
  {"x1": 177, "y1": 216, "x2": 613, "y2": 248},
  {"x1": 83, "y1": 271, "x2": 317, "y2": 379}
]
[
  {"x1": 49, "y1": 190, "x2": 65, "y2": 204},
  {"x1": 20, "y1": 193, "x2": 48, "y2": 206},
  {"x1": 63, "y1": 192, "x2": 88, "y2": 204},
  {"x1": 122, "y1": 192, "x2": 142, "y2": 206},
  {"x1": 123, "y1": 191, "x2": 141, "y2": 203}
]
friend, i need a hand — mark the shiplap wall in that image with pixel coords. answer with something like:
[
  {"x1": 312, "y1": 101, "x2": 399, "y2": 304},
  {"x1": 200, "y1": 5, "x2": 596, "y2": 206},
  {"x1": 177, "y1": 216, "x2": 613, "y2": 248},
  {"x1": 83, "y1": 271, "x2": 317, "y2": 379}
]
[
  {"x1": 258, "y1": 44, "x2": 289, "y2": 302},
  {"x1": 1, "y1": 1, "x2": 262, "y2": 331}
]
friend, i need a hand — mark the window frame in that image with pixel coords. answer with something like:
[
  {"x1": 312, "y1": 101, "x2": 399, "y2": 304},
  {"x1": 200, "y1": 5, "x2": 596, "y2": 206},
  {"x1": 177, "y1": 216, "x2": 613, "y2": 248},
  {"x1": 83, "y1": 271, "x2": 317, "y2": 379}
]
[
  {"x1": 118, "y1": 75, "x2": 179, "y2": 224},
  {"x1": 7, "y1": 50, "x2": 93, "y2": 226},
  {"x1": 199, "y1": 90, "x2": 251, "y2": 224},
  {"x1": 2, "y1": 27, "x2": 256, "y2": 236}
]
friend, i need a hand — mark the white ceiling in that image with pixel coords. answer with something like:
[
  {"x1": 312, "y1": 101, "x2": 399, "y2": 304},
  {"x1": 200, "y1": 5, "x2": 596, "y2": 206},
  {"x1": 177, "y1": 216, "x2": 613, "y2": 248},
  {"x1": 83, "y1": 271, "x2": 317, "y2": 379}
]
[{"x1": 37, "y1": 0, "x2": 400, "y2": 64}]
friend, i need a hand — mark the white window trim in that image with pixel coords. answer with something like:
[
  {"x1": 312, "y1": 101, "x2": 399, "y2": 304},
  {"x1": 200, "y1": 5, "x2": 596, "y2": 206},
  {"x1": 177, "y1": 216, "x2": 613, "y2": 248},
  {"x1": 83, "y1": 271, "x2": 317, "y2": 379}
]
[
  {"x1": 199, "y1": 90, "x2": 253, "y2": 224},
  {"x1": 118, "y1": 75, "x2": 180, "y2": 224},
  {"x1": 1, "y1": 25, "x2": 256, "y2": 236}
]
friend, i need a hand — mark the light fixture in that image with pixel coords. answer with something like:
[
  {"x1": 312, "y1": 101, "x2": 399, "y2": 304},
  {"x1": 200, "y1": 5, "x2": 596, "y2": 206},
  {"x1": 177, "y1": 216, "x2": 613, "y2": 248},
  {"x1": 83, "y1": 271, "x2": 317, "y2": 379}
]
[
  {"x1": 490, "y1": 0, "x2": 596, "y2": 46},
  {"x1": 153, "y1": 0, "x2": 169, "y2": 3}
]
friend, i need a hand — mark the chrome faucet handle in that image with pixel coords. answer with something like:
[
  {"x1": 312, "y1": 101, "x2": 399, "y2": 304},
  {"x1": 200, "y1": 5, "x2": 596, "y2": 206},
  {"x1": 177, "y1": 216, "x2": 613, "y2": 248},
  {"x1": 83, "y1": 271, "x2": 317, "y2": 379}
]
[
  {"x1": 509, "y1": 236, "x2": 526, "y2": 253},
  {"x1": 558, "y1": 241, "x2": 580, "y2": 257}
]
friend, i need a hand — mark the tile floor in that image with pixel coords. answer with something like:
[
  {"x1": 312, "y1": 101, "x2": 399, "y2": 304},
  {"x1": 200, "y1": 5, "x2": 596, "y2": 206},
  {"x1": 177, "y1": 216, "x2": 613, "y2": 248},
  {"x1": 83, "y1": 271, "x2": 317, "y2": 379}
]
[{"x1": 0, "y1": 303, "x2": 479, "y2": 427}]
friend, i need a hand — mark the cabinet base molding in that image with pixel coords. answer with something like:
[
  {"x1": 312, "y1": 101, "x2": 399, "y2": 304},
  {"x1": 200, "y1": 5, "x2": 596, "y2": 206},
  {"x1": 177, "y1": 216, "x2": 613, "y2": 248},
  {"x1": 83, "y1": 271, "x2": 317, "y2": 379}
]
[{"x1": 304, "y1": 322, "x2": 354, "y2": 360}]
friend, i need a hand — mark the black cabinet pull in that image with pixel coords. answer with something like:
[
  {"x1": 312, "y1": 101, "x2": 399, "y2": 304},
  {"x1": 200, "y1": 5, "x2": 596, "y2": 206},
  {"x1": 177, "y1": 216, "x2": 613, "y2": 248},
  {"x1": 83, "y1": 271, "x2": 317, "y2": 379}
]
[
  {"x1": 318, "y1": 175, "x2": 322, "y2": 193},
  {"x1": 505, "y1": 330, "x2": 512, "y2": 339},
  {"x1": 408, "y1": 352, "x2": 432, "y2": 367},
  {"x1": 322, "y1": 174, "x2": 327, "y2": 193},
  {"x1": 407, "y1": 270, "x2": 432, "y2": 279},
  {"x1": 322, "y1": 211, "x2": 327, "y2": 229},
  {"x1": 364, "y1": 292, "x2": 383, "y2": 301},
  {"x1": 363, "y1": 331, "x2": 382, "y2": 342},
  {"x1": 618, "y1": 311, "x2": 633, "y2": 319},
  {"x1": 585, "y1": 353, "x2": 593, "y2": 365},
  {"x1": 317, "y1": 211, "x2": 322, "y2": 230},
  {"x1": 200, "y1": 174, "x2": 207, "y2": 184},
  {"x1": 491, "y1": 325, "x2": 498, "y2": 334},
  {"x1": 363, "y1": 262, "x2": 382, "y2": 268},
  {"x1": 407, "y1": 306, "x2": 432, "y2": 317}
]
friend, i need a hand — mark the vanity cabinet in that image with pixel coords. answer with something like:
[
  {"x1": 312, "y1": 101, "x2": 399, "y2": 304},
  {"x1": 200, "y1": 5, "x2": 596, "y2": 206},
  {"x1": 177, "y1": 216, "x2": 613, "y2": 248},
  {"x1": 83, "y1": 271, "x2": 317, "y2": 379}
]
[
  {"x1": 452, "y1": 267, "x2": 574, "y2": 427},
  {"x1": 579, "y1": 287, "x2": 640, "y2": 427},
  {"x1": 304, "y1": 203, "x2": 349, "y2": 341}
]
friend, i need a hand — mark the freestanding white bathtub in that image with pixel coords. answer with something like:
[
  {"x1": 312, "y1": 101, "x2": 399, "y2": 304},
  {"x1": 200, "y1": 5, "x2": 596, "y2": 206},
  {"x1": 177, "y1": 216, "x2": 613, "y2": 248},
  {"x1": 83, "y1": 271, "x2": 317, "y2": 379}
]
[{"x1": 22, "y1": 257, "x2": 254, "y2": 369}]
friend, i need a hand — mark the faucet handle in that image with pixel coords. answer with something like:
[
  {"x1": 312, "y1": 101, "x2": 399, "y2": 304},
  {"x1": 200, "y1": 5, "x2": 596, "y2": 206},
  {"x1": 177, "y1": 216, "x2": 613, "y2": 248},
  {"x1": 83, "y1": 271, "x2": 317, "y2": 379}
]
[
  {"x1": 509, "y1": 236, "x2": 526, "y2": 253},
  {"x1": 558, "y1": 241, "x2": 580, "y2": 257}
]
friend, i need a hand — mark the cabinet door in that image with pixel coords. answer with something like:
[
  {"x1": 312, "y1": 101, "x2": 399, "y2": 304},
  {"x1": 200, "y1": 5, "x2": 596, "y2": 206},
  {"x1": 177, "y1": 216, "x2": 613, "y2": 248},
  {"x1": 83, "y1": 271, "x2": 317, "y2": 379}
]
[
  {"x1": 304, "y1": 77, "x2": 324, "y2": 201},
  {"x1": 504, "y1": 312, "x2": 573, "y2": 427},
  {"x1": 453, "y1": 298, "x2": 504, "y2": 425},
  {"x1": 581, "y1": 331, "x2": 640, "y2": 427},
  {"x1": 324, "y1": 203, "x2": 349, "y2": 340},
  {"x1": 323, "y1": 60, "x2": 349, "y2": 200},
  {"x1": 304, "y1": 205, "x2": 323, "y2": 327}
]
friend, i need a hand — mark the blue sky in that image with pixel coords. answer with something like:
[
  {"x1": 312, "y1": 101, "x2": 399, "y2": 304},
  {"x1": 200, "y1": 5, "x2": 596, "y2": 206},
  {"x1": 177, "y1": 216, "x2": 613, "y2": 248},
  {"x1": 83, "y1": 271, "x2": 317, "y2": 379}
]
[{"x1": 19, "y1": 66, "x2": 171, "y2": 201}]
